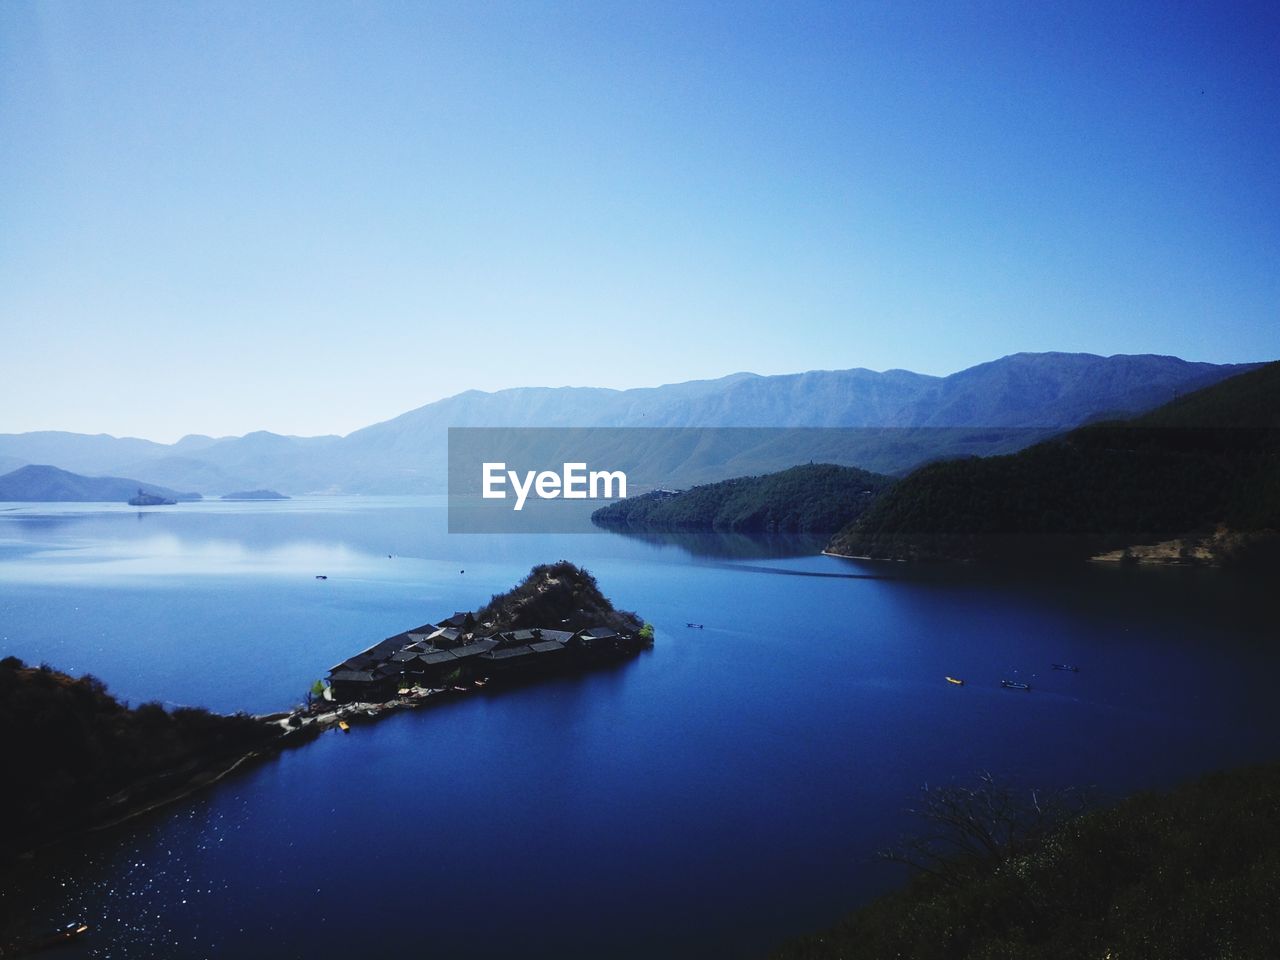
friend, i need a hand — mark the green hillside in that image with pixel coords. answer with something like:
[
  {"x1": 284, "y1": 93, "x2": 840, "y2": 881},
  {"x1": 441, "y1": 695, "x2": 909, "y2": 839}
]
[
  {"x1": 771, "y1": 763, "x2": 1280, "y2": 960},
  {"x1": 828, "y1": 362, "x2": 1280, "y2": 563},
  {"x1": 592, "y1": 463, "x2": 895, "y2": 533},
  {"x1": 474, "y1": 560, "x2": 643, "y2": 634},
  {"x1": 0, "y1": 658, "x2": 281, "y2": 861}
]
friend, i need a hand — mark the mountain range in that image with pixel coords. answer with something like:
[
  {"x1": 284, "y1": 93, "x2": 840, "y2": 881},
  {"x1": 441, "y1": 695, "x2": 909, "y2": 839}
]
[{"x1": 0, "y1": 353, "x2": 1263, "y2": 496}]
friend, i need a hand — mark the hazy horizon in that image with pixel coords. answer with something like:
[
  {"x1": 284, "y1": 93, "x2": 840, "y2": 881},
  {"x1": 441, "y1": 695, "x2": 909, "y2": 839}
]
[
  {"x1": 3, "y1": 2, "x2": 1278, "y2": 442},
  {"x1": 1, "y1": 350, "x2": 1269, "y2": 446}
]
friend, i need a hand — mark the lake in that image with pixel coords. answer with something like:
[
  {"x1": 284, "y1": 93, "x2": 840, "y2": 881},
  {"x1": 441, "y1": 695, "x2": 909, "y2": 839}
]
[{"x1": 2, "y1": 497, "x2": 1277, "y2": 958}]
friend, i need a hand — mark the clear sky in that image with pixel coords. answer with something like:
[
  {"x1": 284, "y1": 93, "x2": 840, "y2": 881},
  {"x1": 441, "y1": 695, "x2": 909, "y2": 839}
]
[{"x1": 2, "y1": 1, "x2": 1277, "y2": 442}]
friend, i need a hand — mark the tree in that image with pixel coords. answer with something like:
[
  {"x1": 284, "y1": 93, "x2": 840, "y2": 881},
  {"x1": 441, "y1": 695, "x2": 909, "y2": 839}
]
[{"x1": 880, "y1": 772, "x2": 1091, "y2": 887}]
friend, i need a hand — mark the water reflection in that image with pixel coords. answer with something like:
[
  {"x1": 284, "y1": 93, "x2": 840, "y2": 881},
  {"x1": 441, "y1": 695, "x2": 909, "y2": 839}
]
[
  {"x1": 592, "y1": 524, "x2": 829, "y2": 559},
  {"x1": 2, "y1": 498, "x2": 1279, "y2": 959}
]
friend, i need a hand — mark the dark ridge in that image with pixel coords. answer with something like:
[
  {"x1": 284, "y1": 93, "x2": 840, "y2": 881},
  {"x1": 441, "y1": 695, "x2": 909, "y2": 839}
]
[
  {"x1": 592, "y1": 463, "x2": 894, "y2": 533},
  {"x1": 0, "y1": 657, "x2": 281, "y2": 863},
  {"x1": 828, "y1": 361, "x2": 1280, "y2": 564}
]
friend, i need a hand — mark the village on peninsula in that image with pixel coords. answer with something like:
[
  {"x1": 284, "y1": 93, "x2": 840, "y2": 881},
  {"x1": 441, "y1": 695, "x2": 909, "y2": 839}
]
[{"x1": 305, "y1": 561, "x2": 652, "y2": 723}]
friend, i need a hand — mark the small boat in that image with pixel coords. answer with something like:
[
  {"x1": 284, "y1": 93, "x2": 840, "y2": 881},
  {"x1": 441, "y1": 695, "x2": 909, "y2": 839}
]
[
  {"x1": 1001, "y1": 680, "x2": 1032, "y2": 691},
  {"x1": 452, "y1": 684, "x2": 469, "y2": 692},
  {"x1": 26, "y1": 921, "x2": 90, "y2": 953},
  {"x1": 1052, "y1": 663, "x2": 1079, "y2": 672},
  {"x1": 315, "y1": 575, "x2": 328, "y2": 580},
  {"x1": 337, "y1": 720, "x2": 350, "y2": 732},
  {"x1": 41, "y1": 922, "x2": 89, "y2": 946},
  {"x1": 366, "y1": 708, "x2": 379, "y2": 716},
  {"x1": 473, "y1": 677, "x2": 489, "y2": 688},
  {"x1": 128, "y1": 490, "x2": 176, "y2": 506},
  {"x1": 945, "y1": 676, "x2": 965, "y2": 686},
  {"x1": 686, "y1": 622, "x2": 704, "y2": 629}
]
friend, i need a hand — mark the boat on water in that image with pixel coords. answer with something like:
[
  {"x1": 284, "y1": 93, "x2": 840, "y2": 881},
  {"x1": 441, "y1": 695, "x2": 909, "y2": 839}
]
[
  {"x1": 337, "y1": 720, "x2": 350, "y2": 732},
  {"x1": 686, "y1": 622, "x2": 704, "y2": 629},
  {"x1": 945, "y1": 676, "x2": 965, "y2": 685},
  {"x1": 1052, "y1": 663, "x2": 1080, "y2": 672},
  {"x1": 1001, "y1": 680, "x2": 1032, "y2": 691},
  {"x1": 473, "y1": 677, "x2": 489, "y2": 688},
  {"x1": 315, "y1": 574, "x2": 328, "y2": 580},
  {"x1": 25, "y1": 921, "x2": 90, "y2": 953},
  {"x1": 127, "y1": 489, "x2": 176, "y2": 506}
]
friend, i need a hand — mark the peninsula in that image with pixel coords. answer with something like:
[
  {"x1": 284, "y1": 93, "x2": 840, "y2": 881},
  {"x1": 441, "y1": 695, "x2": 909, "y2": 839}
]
[
  {"x1": 591, "y1": 463, "x2": 893, "y2": 533},
  {"x1": 324, "y1": 561, "x2": 651, "y2": 703},
  {"x1": 827, "y1": 361, "x2": 1280, "y2": 565},
  {"x1": 0, "y1": 657, "x2": 298, "y2": 865},
  {"x1": 3, "y1": 563, "x2": 648, "y2": 868},
  {"x1": 0, "y1": 464, "x2": 201, "y2": 503}
]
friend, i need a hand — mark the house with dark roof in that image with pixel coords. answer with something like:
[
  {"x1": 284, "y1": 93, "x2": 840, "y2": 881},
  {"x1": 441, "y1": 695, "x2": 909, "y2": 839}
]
[
  {"x1": 328, "y1": 668, "x2": 390, "y2": 703},
  {"x1": 439, "y1": 611, "x2": 473, "y2": 631},
  {"x1": 477, "y1": 645, "x2": 537, "y2": 673},
  {"x1": 450, "y1": 637, "x2": 499, "y2": 660},
  {"x1": 536, "y1": 629, "x2": 575, "y2": 644},
  {"x1": 529, "y1": 639, "x2": 568, "y2": 663},
  {"x1": 424, "y1": 626, "x2": 465, "y2": 649},
  {"x1": 411, "y1": 650, "x2": 462, "y2": 685}
]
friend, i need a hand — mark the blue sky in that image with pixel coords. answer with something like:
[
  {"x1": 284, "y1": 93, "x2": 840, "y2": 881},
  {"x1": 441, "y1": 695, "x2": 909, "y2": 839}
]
[{"x1": 2, "y1": 1, "x2": 1277, "y2": 442}]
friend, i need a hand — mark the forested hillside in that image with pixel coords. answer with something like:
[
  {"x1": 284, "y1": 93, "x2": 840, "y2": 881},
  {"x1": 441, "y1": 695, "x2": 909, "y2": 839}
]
[
  {"x1": 592, "y1": 463, "x2": 894, "y2": 532},
  {"x1": 828, "y1": 362, "x2": 1280, "y2": 563}
]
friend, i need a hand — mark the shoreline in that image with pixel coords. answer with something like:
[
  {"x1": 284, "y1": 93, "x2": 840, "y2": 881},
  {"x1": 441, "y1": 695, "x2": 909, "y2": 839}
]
[
  {"x1": 12, "y1": 666, "x2": 638, "y2": 868},
  {"x1": 10, "y1": 721, "x2": 321, "y2": 867},
  {"x1": 820, "y1": 549, "x2": 908, "y2": 562},
  {"x1": 85, "y1": 722, "x2": 320, "y2": 837}
]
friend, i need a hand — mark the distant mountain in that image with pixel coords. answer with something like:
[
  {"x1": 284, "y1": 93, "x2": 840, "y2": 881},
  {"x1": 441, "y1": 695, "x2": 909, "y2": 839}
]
[
  {"x1": 0, "y1": 354, "x2": 1263, "y2": 494},
  {"x1": 221, "y1": 489, "x2": 290, "y2": 500},
  {"x1": 0, "y1": 432, "x2": 180, "y2": 476},
  {"x1": 592, "y1": 463, "x2": 894, "y2": 533},
  {"x1": 0, "y1": 465, "x2": 201, "y2": 503},
  {"x1": 827, "y1": 361, "x2": 1280, "y2": 564}
]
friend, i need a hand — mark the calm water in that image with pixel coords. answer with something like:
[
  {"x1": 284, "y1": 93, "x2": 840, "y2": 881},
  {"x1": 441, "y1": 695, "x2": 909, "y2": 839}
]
[{"x1": 1, "y1": 497, "x2": 1277, "y2": 958}]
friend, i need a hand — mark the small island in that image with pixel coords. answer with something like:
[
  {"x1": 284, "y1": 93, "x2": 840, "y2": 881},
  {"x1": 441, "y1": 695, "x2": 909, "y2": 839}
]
[
  {"x1": 127, "y1": 488, "x2": 177, "y2": 506},
  {"x1": 220, "y1": 489, "x2": 290, "y2": 500}
]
